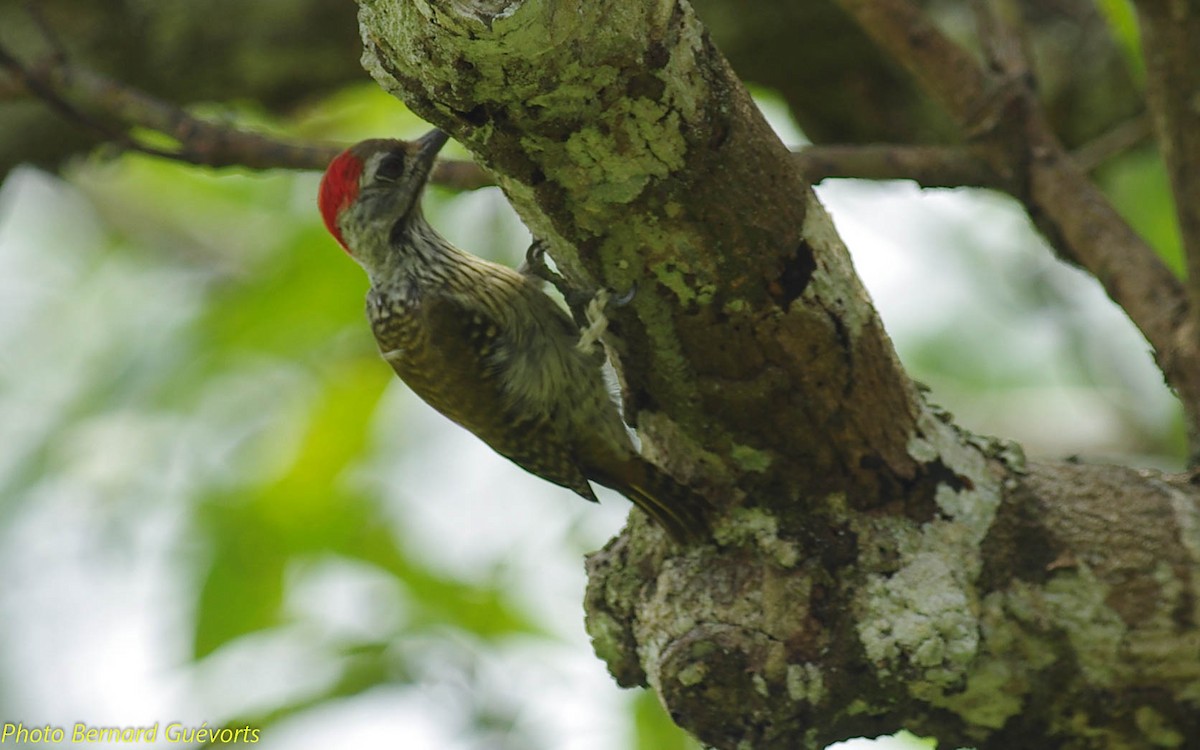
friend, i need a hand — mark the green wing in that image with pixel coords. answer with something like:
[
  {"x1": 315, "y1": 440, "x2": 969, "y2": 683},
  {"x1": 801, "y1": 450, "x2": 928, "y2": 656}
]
[{"x1": 383, "y1": 289, "x2": 597, "y2": 501}]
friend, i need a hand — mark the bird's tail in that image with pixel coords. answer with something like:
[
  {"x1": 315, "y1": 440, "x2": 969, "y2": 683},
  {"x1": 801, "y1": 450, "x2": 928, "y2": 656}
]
[{"x1": 595, "y1": 456, "x2": 713, "y2": 543}]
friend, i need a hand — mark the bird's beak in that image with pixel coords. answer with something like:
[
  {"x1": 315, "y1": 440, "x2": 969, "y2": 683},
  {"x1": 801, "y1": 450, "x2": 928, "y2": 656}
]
[{"x1": 413, "y1": 128, "x2": 450, "y2": 180}]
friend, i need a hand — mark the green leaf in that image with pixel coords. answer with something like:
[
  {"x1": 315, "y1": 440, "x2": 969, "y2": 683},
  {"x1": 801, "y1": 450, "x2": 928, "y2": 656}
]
[
  {"x1": 1099, "y1": 151, "x2": 1184, "y2": 277},
  {"x1": 291, "y1": 83, "x2": 430, "y2": 143},
  {"x1": 632, "y1": 689, "x2": 701, "y2": 750},
  {"x1": 1095, "y1": 0, "x2": 1144, "y2": 86},
  {"x1": 191, "y1": 356, "x2": 541, "y2": 656},
  {"x1": 192, "y1": 361, "x2": 388, "y2": 657},
  {"x1": 197, "y1": 226, "x2": 368, "y2": 361},
  {"x1": 192, "y1": 502, "x2": 289, "y2": 658}
]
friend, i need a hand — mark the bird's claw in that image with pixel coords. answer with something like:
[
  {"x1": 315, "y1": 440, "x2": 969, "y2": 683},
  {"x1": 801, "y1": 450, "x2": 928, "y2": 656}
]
[
  {"x1": 611, "y1": 282, "x2": 637, "y2": 307},
  {"x1": 576, "y1": 284, "x2": 637, "y2": 354},
  {"x1": 522, "y1": 238, "x2": 637, "y2": 350},
  {"x1": 523, "y1": 239, "x2": 584, "y2": 309},
  {"x1": 521, "y1": 238, "x2": 553, "y2": 280}
]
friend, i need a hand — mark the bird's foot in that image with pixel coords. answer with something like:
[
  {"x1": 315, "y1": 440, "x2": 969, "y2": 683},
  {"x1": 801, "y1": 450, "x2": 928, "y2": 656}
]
[
  {"x1": 522, "y1": 239, "x2": 577, "y2": 298},
  {"x1": 576, "y1": 284, "x2": 636, "y2": 353},
  {"x1": 522, "y1": 239, "x2": 637, "y2": 351},
  {"x1": 521, "y1": 238, "x2": 554, "y2": 280},
  {"x1": 523, "y1": 238, "x2": 595, "y2": 326}
]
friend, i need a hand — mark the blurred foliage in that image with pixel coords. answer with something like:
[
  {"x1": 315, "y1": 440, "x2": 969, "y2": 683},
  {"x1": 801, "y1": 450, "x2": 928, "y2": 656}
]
[
  {"x1": 632, "y1": 689, "x2": 702, "y2": 750},
  {"x1": 1094, "y1": 0, "x2": 1144, "y2": 85},
  {"x1": 1097, "y1": 149, "x2": 1184, "y2": 277},
  {"x1": 0, "y1": 67, "x2": 1183, "y2": 750},
  {"x1": 0, "y1": 83, "x2": 699, "y2": 749}
]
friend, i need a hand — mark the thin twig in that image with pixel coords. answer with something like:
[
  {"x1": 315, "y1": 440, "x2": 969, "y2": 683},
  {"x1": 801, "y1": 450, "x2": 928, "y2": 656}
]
[
  {"x1": 1070, "y1": 115, "x2": 1152, "y2": 173},
  {"x1": 1129, "y1": 0, "x2": 1200, "y2": 314},
  {"x1": 0, "y1": 44, "x2": 176, "y2": 159},
  {"x1": 23, "y1": 0, "x2": 68, "y2": 63},
  {"x1": 0, "y1": 40, "x2": 492, "y2": 188},
  {"x1": 834, "y1": 0, "x2": 1199, "y2": 455},
  {"x1": 792, "y1": 144, "x2": 1002, "y2": 188}
]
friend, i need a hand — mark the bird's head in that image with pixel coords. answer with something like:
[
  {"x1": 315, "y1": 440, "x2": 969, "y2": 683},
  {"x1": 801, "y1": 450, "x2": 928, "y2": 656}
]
[{"x1": 317, "y1": 129, "x2": 450, "y2": 272}]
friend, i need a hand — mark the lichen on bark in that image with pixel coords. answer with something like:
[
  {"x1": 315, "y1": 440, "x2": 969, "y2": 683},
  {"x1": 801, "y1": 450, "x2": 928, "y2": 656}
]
[{"x1": 356, "y1": 2, "x2": 1200, "y2": 747}]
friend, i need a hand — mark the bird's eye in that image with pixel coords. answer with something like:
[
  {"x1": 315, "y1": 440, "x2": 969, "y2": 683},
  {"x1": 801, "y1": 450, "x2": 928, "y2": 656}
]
[{"x1": 375, "y1": 152, "x2": 406, "y2": 182}]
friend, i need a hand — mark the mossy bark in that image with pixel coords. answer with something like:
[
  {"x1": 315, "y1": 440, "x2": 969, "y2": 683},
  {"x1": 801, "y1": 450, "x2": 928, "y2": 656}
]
[{"x1": 353, "y1": 3, "x2": 1200, "y2": 749}]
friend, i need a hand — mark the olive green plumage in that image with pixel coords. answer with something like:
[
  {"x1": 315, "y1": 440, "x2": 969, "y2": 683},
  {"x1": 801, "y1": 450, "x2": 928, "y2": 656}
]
[{"x1": 318, "y1": 131, "x2": 710, "y2": 542}]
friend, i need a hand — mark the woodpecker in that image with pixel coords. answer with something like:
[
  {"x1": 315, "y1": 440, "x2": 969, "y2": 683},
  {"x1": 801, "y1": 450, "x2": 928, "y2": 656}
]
[{"x1": 317, "y1": 130, "x2": 710, "y2": 542}]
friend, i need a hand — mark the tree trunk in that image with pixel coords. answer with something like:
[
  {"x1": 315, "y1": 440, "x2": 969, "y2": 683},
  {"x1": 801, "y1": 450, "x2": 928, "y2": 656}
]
[{"x1": 356, "y1": 1, "x2": 1200, "y2": 747}]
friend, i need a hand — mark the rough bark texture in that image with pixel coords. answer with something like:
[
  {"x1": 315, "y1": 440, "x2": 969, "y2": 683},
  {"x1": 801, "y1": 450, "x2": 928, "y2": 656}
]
[
  {"x1": 357, "y1": 0, "x2": 923, "y2": 504},
  {"x1": 588, "y1": 460, "x2": 1200, "y2": 749},
  {"x1": 7, "y1": 0, "x2": 1196, "y2": 746},
  {"x1": 1131, "y1": 0, "x2": 1200, "y2": 463},
  {"x1": 354, "y1": 1, "x2": 1200, "y2": 749}
]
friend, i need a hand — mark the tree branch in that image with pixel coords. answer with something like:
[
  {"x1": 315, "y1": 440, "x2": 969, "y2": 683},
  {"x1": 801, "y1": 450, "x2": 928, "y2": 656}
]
[
  {"x1": 359, "y1": 0, "x2": 929, "y2": 499},
  {"x1": 354, "y1": 2, "x2": 1200, "y2": 748},
  {"x1": 1068, "y1": 115, "x2": 1152, "y2": 175},
  {"x1": 6, "y1": 32, "x2": 1156, "y2": 208},
  {"x1": 834, "y1": 0, "x2": 1200, "y2": 459},
  {"x1": 8, "y1": 1, "x2": 1197, "y2": 747},
  {"x1": 794, "y1": 120, "x2": 1151, "y2": 188},
  {"x1": 0, "y1": 41, "x2": 491, "y2": 189},
  {"x1": 792, "y1": 144, "x2": 1002, "y2": 188},
  {"x1": 1131, "y1": 0, "x2": 1200, "y2": 374}
]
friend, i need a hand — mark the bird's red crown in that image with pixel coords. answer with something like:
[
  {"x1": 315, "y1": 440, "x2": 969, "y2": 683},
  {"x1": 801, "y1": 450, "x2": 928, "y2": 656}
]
[{"x1": 318, "y1": 149, "x2": 365, "y2": 251}]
